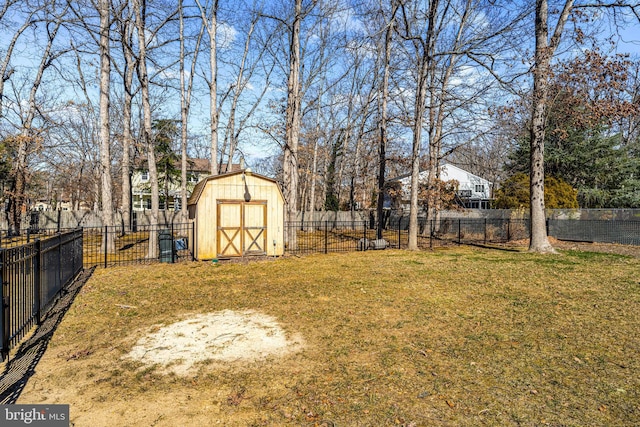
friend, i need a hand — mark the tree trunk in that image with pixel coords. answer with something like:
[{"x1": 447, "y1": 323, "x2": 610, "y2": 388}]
[
  {"x1": 194, "y1": 0, "x2": 219, "y2": 175},
  {"x1": 283, "y1": 0, "x2": 302, "y2": 250},
  {"x1": 120, "y1": 12, "x2": 136, "y2": 232},
  {"x1": 406, "y1": 0, "x2": 439, "y2": 250},
  {"x1": 408, "y1": 60, "x2": 427, "y2": 250},
  {"x1": 528, "y1": 0, "x2": 573, "y2": 253},
  {"x1": 99, "y1": 0, "x2": 115, "y2": 253},
  {"x1": 134, "y1": 0, "x2": 160, "y2": 258},
  {"x1": 209, "y1": 1, "x2": 219, "y2": 175},
  {"x1": 376, "y1": 7, "x2": 395, "y2": 240}
]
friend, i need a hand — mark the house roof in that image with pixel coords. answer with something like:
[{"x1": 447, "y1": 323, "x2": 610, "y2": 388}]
[
  {"x1": 388, "y1": 163, "x2": 491, "y2": 184},
  {"x1": 134, "y1": 157, "x2": 211, "y2": 172},
  {"x1": 219, "y1": 163, "x2": 244, "y2": 174},
  {"x1": 187, "y1": 169, "x2": 282, "y2": 206}
]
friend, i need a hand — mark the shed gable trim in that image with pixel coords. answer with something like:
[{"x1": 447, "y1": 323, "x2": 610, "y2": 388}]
[{"x1": 187, "y1": 170, "x2": 283, "y2": 206}]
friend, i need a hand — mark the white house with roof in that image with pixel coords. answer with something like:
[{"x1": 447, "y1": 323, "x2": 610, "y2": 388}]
[
  {"x1": 132, "y1": 158, "x2": 211, "y2": 211},
  {"x1": 385, "y1": 163, "x2": 493, "y2": 210}
]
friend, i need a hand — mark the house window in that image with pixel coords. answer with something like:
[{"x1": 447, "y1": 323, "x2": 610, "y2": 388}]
[
  {"x1": 188, "y1": 174, "x2": 198, "y2": 183},
  {"x1": 141, "y1": 170, "x2": 149, "y2": 181},
  {"x1": 475, "y1": 184, "x2": 485, "y2": 193},
  {"x1": 145, "y1": 198, "x2": 151, "y2": 210},
  {"x1": 458, "y1": 190, "x2": 472, "y2": 198}
]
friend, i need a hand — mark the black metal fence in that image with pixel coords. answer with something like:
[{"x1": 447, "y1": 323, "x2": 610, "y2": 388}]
[
  {"x1": 286, "y1": 221, "x2": 376, "y2": 254},
  {"x1": 374, "y1": 217, "x2": 530, "y2": 250},
  {"x1": 388, "y1": 217, "x2": 640, "y2": 248},
  {"x1": 1, "y1": 218, "x2": 637, "y2": 268},
  {"x1": 288, "y1": 217, "x2": 639, "y2": 254},
  {"x1": 82, "y1": 223, "x2": 195, "y2": 268},
  {"x1": 1, "y1": 229, "x2": 83, "y2": 360},
  {"x1": 1, "y1": 223, "x2": 194, "y2": 268}
]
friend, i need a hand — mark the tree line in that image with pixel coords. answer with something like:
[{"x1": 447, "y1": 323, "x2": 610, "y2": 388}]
[{"x1": 0, "y1": 0, "x2": 638, "y2": 254}]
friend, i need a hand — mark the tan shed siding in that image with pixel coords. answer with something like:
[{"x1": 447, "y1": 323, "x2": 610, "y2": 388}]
[{"x1": 193, "y1": 172, "x2": 285, "y2": 260}]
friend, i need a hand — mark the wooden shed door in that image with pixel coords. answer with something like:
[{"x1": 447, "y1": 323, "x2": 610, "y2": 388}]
[{"x1": 217, "y1": 201, "x2": 267, "y2": 257}]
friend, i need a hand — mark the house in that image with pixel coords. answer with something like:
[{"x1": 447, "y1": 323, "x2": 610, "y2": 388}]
[
  {"x1": 132, "y1": 158, "x2": 211, "y2": 211},
  {"x1": 187, "y1": 168, "x2": 285, "y2": 260},
  {"x1": 386, "y1": 163, "x2": 493, "y2": 210}
]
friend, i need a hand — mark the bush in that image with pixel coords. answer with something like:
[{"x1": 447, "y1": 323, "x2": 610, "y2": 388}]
[{"x1": 494, "y1": 173, "x2": 578, "y2": 209}]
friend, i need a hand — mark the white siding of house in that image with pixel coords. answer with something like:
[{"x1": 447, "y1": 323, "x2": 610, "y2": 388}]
[
  {"x1": 391, "y1": 164, "x2": 492, "y2": 206},
  {"x1": 439, "y1": 164, "x2": 491, "y2": 199}
]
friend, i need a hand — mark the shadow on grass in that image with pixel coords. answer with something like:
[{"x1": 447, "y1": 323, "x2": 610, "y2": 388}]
[
  {"x1": 464, "y1": 241, "x2": 524, "y2": 252},
  {"x1": 0, "y1": 266, "x2": 95, "y2": 404}
]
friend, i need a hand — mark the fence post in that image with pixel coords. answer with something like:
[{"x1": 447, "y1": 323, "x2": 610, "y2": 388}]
[
  {"x1": 34, "y1": 239, "x2": 41, "y2": 325},
  {"x1": 507, "y1": 219, "x2": 511, "y2": 242},
  {"x1": 324, "y1": 220, "x2": 328, "y2": 254},
  {"x1": 170, "y1": 222, "x2": 175, "y2": 263},
  {"x1": 484, "y1": 218, "x2": 487, "y2": 245},
  {"x1": 363, "y1": 222, "x2": 367, "y2": 251},
  {"x1": 58, "y1": 233, "x2": 63, "y2": 292},
  {"x1": 71, "y1": 229, "x2": 76, "y2": 276},
  {"x1": 397, "y1": 218, "x2": 401, "y2": 249},
  {"x1": 429, "y1": 220, "x2": 433, "y2": 249},
  {"x1": 1, "y1": 249, "x2": 9, "y2": 361},
  {"x1": 191, "y1": 222, "x2": 195, "y2": 261},
  {"x1": 104, "y1": 226, "x2": 108, "y2": 269},
  {"x1": 546, "y1": 218, "x2": 550, "y2": 238},
  {"x1": 458, "y1": 219, "x2": 461, "y2": 245}
]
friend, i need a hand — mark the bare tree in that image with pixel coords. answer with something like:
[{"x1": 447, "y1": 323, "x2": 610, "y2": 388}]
[
  {"x1": 526, "y1": 0, "x2": 638, "y2": 252},
  {"x1": 194, "y1": 0, "x2": 219, "y2": 175},
  {"x1": 218, "y1": 12, "x2": 274, "y2": 172},
  {"x1": 8, "y1": 1, "x2": 68, "y2": 235},
  {"x1": 376, "y1": 2, "x2": 399, "y2": 239},
  {"x1": 179, "y1": 0, "x2": 203, "y2": 222},
  {"x1": 397, "y1": 0, "x2": 440, "y2": 250},
  {"x1": 99, "y1": 0, "x2": 115, "y2": 252},
  {"x1": 133, "y1": 0, "x2": 160, "y2": 257},
  {"x1": 0, "y1": 3, "x2": 38, "y2": 120},
  {"x1": 114, "y1": 1, "x2": 138, "y2": 232},
  {"x1": 526, "y1": 0, "x2": 574, "y2": 253}
]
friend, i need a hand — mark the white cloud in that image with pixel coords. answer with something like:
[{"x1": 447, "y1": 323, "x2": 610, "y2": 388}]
[
  {"x1": 217, "y1": 22, "x2": 237, "y2": 50},
  {"x1": 329, "y1": 3, "x2": 365, "y2": 35}
]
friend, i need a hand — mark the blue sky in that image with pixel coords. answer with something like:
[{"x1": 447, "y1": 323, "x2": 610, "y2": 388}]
[{"x1": 1, "y1": 0, "x2": 639, "y2": 172}]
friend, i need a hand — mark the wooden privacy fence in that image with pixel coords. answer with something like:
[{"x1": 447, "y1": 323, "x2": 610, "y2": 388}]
[{"x1": 1, "y1": 229, "x2": 83, "y2": 361}]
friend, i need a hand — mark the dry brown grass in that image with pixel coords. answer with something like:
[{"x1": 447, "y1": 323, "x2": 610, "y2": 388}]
[{"x1": 14, "y1": 247, "x2": 640, "y2": 426}]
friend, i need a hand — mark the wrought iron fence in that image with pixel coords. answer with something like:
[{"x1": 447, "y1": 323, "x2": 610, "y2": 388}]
[
  {"x1": 1, "y1": 229, "x2": 83, "y2": 360},
  {"x1": 285, "y1": 221, "x2": 376, "y2": 254},
  {"x1": 1, "y1": 223, "x2": 194, "y2": 268},
  {"x1": 285, "y1": 217, "x2": 640, "y2": 255},
  {"x1": 380, "y1": 218, "x2": 528, "y2": 250},
  {"x1": 1, "y1": 218, "x2": 637, "y2": 267},
  {"x1": 82, "y1": 223, "x2": 195, "y2": 268}
]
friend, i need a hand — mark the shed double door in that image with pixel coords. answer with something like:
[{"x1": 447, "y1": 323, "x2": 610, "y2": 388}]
[{"x1": 217, "y1": 201, "x2": 267, "y2": 257}]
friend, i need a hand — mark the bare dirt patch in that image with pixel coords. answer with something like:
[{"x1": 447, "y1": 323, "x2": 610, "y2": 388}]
[{"x1": 124, "y1": 310, "x2": 304, "y2": 375}]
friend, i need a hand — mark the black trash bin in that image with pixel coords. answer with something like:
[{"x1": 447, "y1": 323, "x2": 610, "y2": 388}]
[{"x1": 158, "y1": 229, "x2": 174, "y2": 263}]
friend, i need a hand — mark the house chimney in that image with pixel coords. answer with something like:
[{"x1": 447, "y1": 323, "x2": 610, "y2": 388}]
[{"x1": 240, "y1": 157, "x2": 245, "y2": 170}]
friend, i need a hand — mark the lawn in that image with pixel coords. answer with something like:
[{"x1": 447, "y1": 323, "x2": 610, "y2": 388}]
[{"x1": 15, "y1": 247, "x2": 640, "y2": 426}]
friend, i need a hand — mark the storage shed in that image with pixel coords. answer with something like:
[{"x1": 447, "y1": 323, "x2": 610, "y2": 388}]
[{"x1": 187, "y1": 169, "x2": 285, "y2": 259}]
